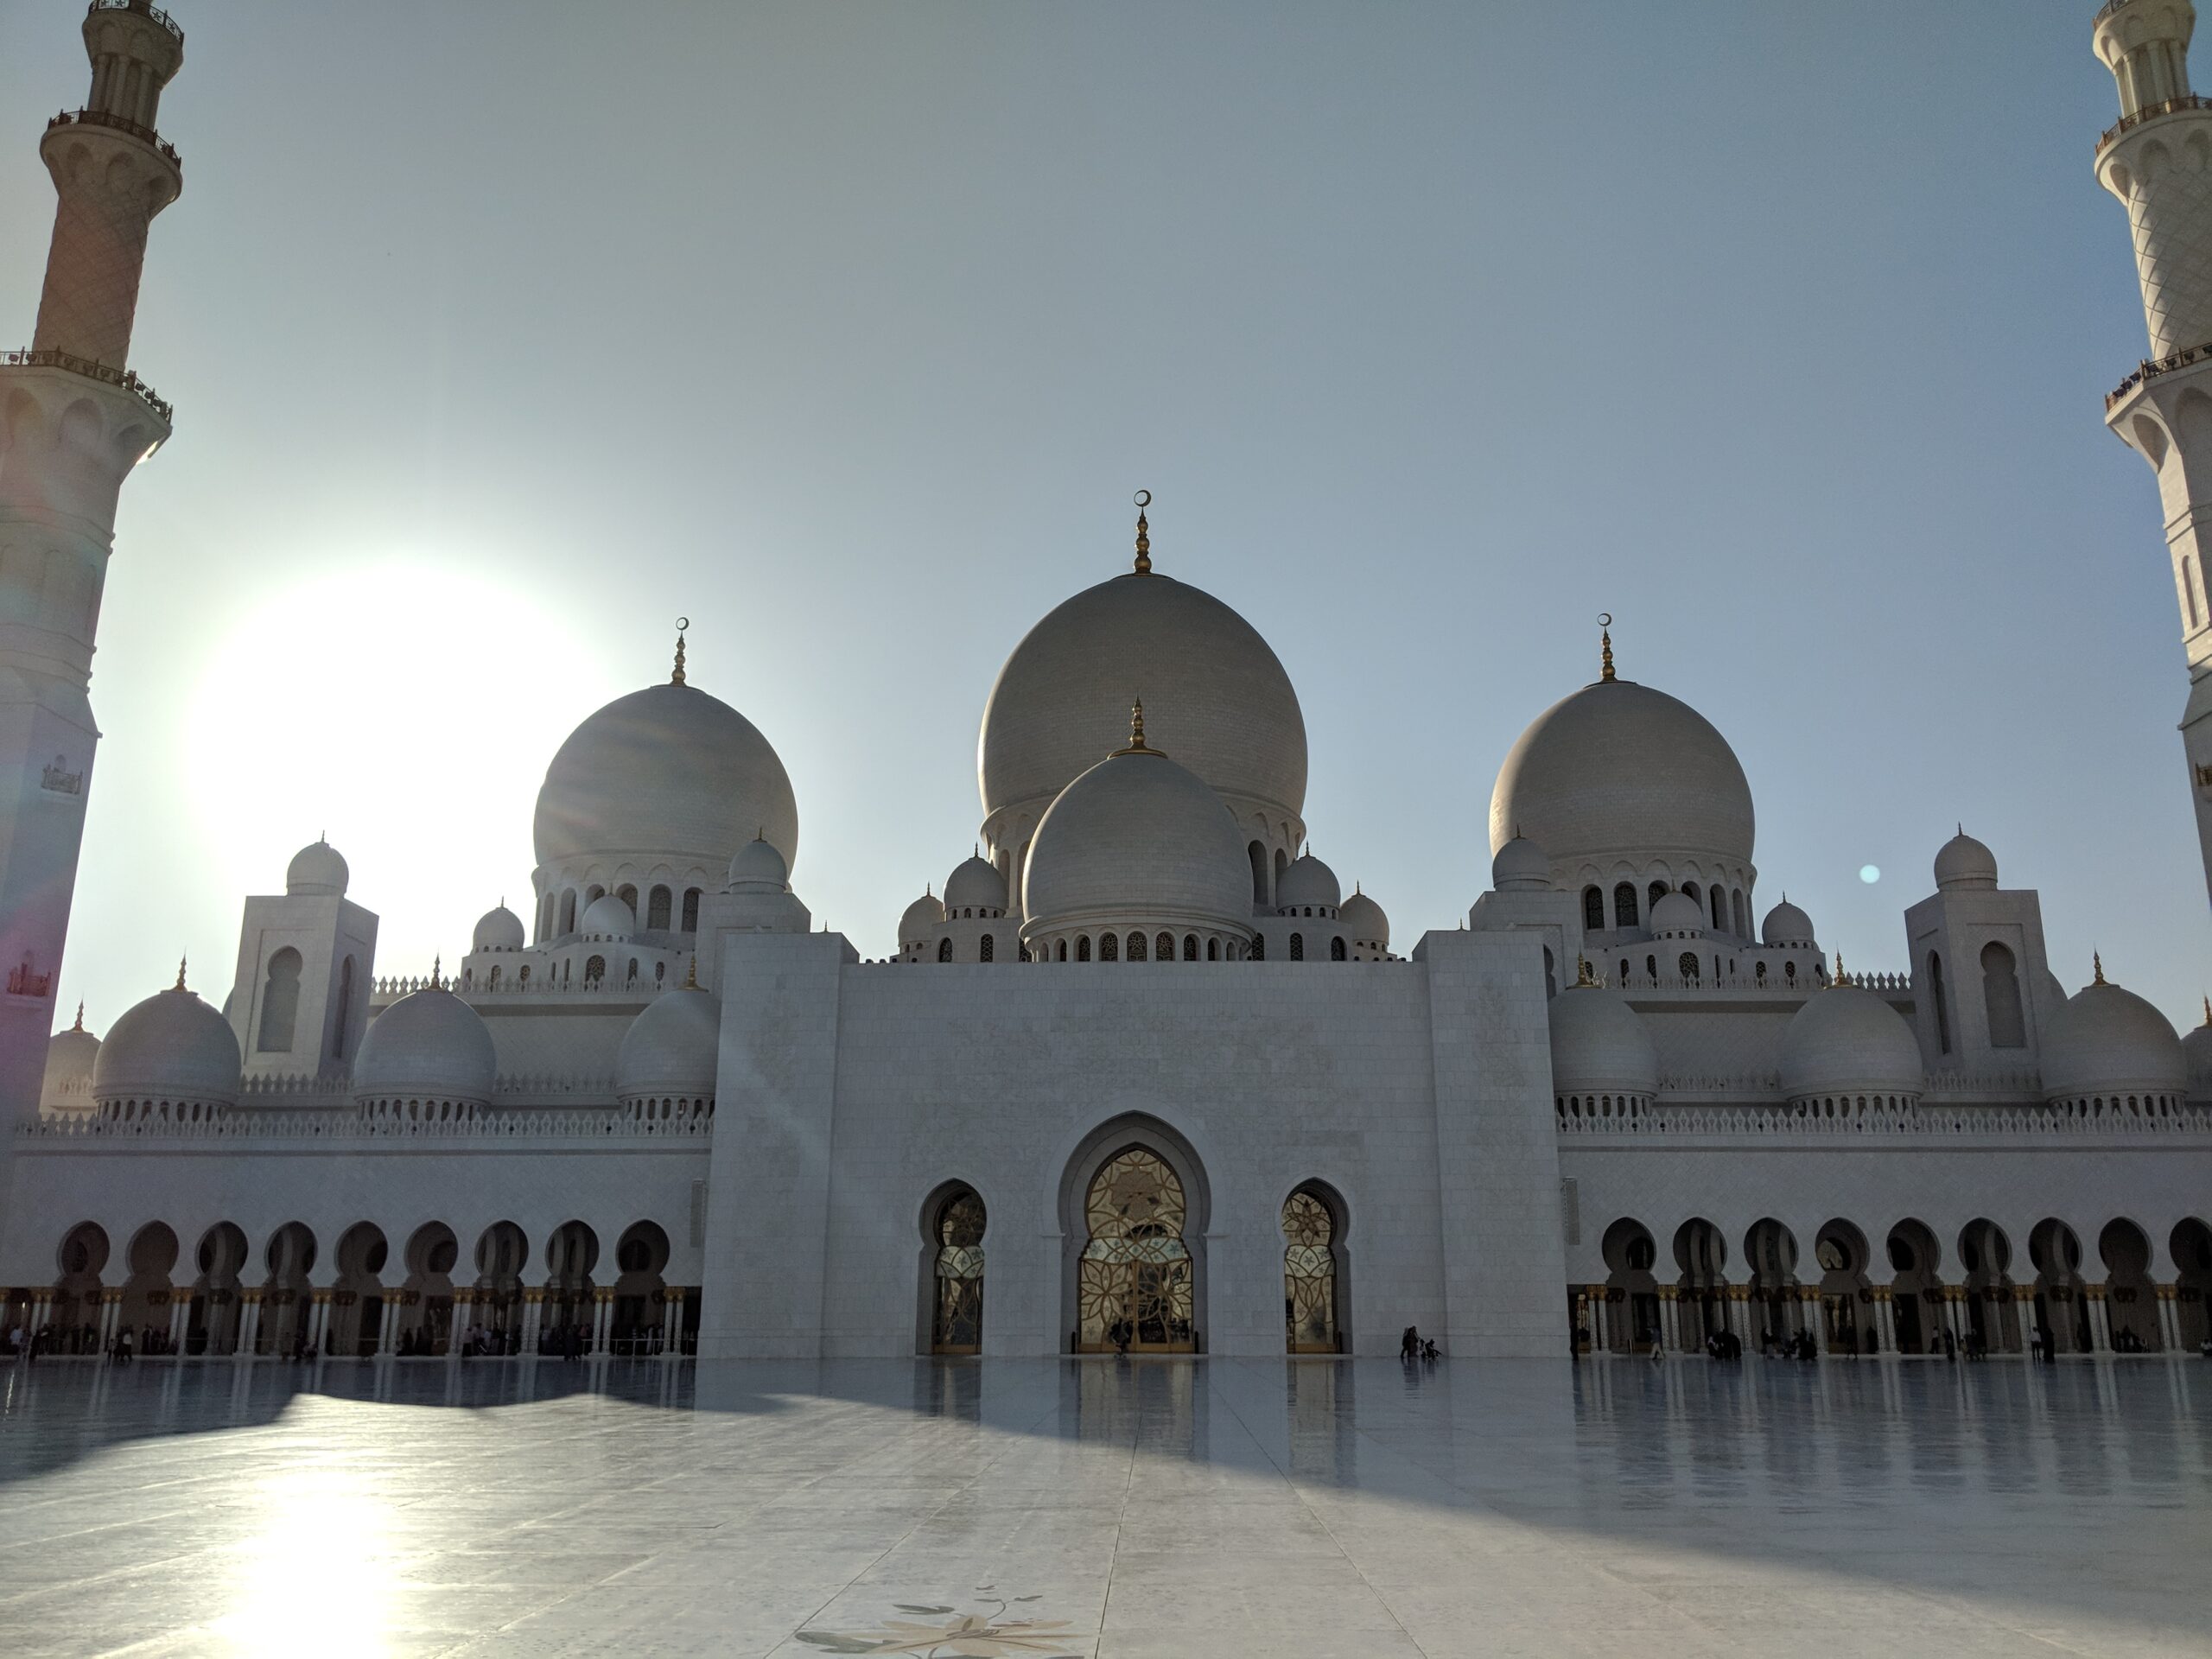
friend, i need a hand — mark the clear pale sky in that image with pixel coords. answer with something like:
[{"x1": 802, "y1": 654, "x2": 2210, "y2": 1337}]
[{"x1": 5, "y1": 2, "x2": 2209, "y2": 1034}]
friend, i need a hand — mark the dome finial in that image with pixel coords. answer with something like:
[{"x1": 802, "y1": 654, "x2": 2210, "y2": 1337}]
[
  {"x1": 1832, "y1": 950, "x2": 1851, "y2": 988},
  {"x1": 1114, "y1": 697, "x2": 1157, "y2": 756},
  {"x1": 683, "y1": 952, "x2": 698, "y2": 990},
  {"x1": 1132, "y1": 490, "x2": 1153, "y2": 575},
  {"x1": 2201, "y1": 993, "x2": 2209, "y2": 1028},
  {"x1": 2094, "y1": 950, "x2": 2107, "y2": 986},
  {"x1": 671, "y1": 616, "x2": 690, "y2": 685},
  {"x1": 1575, "y1": 953, "x2": 1597, "y2": 988},
  {"x1": 174, "y1": 956, "x2": 187, "y2": 991},
  {"x1": 71, "y1": 1000, "x2": 84, "y2": 1032},
  {"x1": 431, "y1": 955, "x2": 443, "y2": 989},
  {"x1": 1598, "y1": 612, "x2": 1616, "y2": 683}
]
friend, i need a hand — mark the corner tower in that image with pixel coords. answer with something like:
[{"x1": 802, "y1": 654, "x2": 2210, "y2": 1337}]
[
  {"x1": 0, "y1": 1, "x2": 184, "y2": 1128},
  {"x1": 2094, "y1": 0, "x2": 2212, "y2": 903}
]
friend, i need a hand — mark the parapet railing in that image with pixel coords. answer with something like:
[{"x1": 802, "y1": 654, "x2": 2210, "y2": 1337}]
[
  {"x1": 1560, "y1": 1098, "x2": 2212, "y2": 1141},
  {"x1": 2106, "y1": 336, "x2": 2212, "y2": 409},
  {"x1": 89, "y1": 0, "x2": 183, "y2": 40},
  {"x1": 232, "y1": 1071, "x2": 621, "y2": 1102},
  {"x1": 2097, "y1": 93, "x2": 2212, "y2": 156},
  {"x1": 24, "y1": 1106, "x2": 708, "y2": 1143},
  {"x1": 48, "y1": 108, "x2": 181, "y2": 168},
  {"x1": 0, "y1": 347, "x2": 172, "y2": 423},
  {"x1": 1597, "y1": 966, "x2": 1909, "y2": 995}
]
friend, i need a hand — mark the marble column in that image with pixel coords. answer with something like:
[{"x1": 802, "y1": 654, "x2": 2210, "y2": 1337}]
[
  {"x1": 167, "y1": 1292, "x2": 190, "y2": 1357},
  {"x1": 99, "y1": 1287, "x2": 122, "y2": 1355},
  {"x1": 29, "y1": 1288, "x2": 51, "y2": 1335},
  {"x1": 306, "y1": 1290, "x2": 330, "y2": 1355},
  {"x1": 2087, "y1": 1287, "x2": 2113, "y2": 1353},
  {"x1": 1801, "y1": 1289, "x2": 1822, "y2": 1351},
  {"x1": 1658, "y1": 1287, "x2": 1678, "y2": 1353},
  {"x1": 2158, "y1": 1285, "x2": 2183, "y2": 1351},
  {"x1": 448, "y1": 1289, "x2": 473, "y2": 1358},
  {"x1": 1589, "y1": 1289, "x2": 1608, "y2": 1354},
  {"x1": 1874, "y1": 1287, "x2": 1896, "y2": 1354},
  {"x1": 521, "y1": 1287, "x2": 543, "y2": 1355},
  {"x1": 237, "y1": 1291, "x2": 261, "y2": 1358}
]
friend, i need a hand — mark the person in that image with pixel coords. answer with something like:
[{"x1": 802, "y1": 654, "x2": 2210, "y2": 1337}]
[
  {"x1": 1114, "y1": 1317, "x2": 1130, "y2": 1358},
  {"x1": 116, "y1": 1326, "x2": 132, "y2": 1366},
  {"x1": 1401, "y1": 1325, "x2": 1418, "y2": 1361},
  {"x1": 1942, "y1": 1325, "x2": 1957, "y2": 1362},
  {"x1": 1421, "y1": 1337, "x2": 1439, "y2": 1362},
  {"x1": 1646, "y1": 1334, "x2": 1663, "y2": 1367}
]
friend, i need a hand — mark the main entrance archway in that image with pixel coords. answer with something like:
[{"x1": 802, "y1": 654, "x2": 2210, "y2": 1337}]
[{"x1": 1077, "y1": 1148, "x2": 1194, "y2": 1352}]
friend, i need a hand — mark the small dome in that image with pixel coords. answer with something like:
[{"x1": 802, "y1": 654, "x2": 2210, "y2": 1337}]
[
  {"x1": 1276, "y1": 852, "x2": 1340, "y2": 912},
  {"x1": 615, "y1": 985, "x2": 720, "y2": 1100},
  {"x1": 2040, "y1": 972, "x2": 2186, "y2": 1102},
  {"x1": 1934, "y1": 830, "x2": 1998, "y2": 892},
  {"x1": 93, "y1": 982, "x2": 240, "y2": 1107},
  {"x1": 473, "y1": 904, "x2": 524, "y2": 952},
  {"x1": 579, "y1": 893, "x2": 635, "y2": 938},
  {"x1": 286, "y1": 838, "x2": 348, "y2": 897},
  {"x1": 1491, "y1": 836, "x2": 1550, "y2": 893},
  {"x1": 1778, "y1": 982, "x2": 1924, "y2": 1102},
  {"x1": 41, "y1": 1012, "x2": 99, "y2": 1109},
  {"x1": 353, "y1": 986, "x2": 497, "y2": 1104},
  {"x1": 1649, "y1": 891, "x2": 1705, "y2": 936},
  {"x1": 1339, "y1": 889, "x2": 1389, "y2": 950},
  {"x1": 1548, "y1": 983, "x2": 1660, "y2": 1098},
  {"x1": 728, "y1": 836, "x2": 790, "y2": 890},
  {"x1": 1022, "y1": 738, "x2": 1251, "y2": 938},
  {"x1": 899, "y1": 890, "x2": 945, "y2": 944},
  {"x1": 1761, "y1": 898, "x2": 1816, "y2": 948},
  {"x1": 944, "y1": 855, "x2": 1008, "y2": 914}
]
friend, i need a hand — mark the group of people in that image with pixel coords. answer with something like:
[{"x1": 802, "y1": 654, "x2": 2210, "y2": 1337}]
[
  {"x1": 1758, "y1": 1328, "x2": 1821, "y2": 1362},
  {"x1": 1399, "y1": 1325, "x2": 1440, "y2": 1362}
]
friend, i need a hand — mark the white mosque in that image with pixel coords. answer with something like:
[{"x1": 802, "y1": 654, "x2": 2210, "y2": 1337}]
[{"x1": 4, "y1": 2, "x2": 2212, "y2": 1364}]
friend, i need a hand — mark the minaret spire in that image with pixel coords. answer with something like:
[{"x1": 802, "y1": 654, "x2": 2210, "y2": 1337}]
[{"x1": 1132, "y1": 490, "x2": 1154, "y2": 575}]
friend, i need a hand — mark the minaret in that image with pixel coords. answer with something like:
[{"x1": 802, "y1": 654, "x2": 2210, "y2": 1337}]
[
  {"x1": 0, "y1": 1, "x2": 184, "y2": 1129},
  {"x1": 2095, "y1": 0, "x2": 2212, "y2": 904}
]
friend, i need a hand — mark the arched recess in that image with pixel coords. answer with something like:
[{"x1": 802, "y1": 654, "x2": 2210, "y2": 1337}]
[
  {"x1": 2029, "y1": 1217, "x2": 2090, "y2": 1353},
  {"x1": 1813, "y1": 1219, "x2": 1872, "y2": 1354},
  {"x1": 329, "y1": 1223, "x2": 390, "y2": 1358},
  {"x1": 613, "y1": 1221, "x2": 670, "y2": 1355},
  {"x1": 1059, "y1": 1115, "x2": 1210, "y2": 1353},
  {"x1": 472, "y1": 1221, "x2": 529, "y2": 1353},
  {"x1": 50, "y1": 1222, "x2": 109, "y2": 1353},
  {"x1": 1744, "y1": 1217, "x2": 1807, "y2": 1344},
  {"x1": 543, "y1": 1219, "x2": 598, "y2": 1350},
  {"x1": 1884, "y1": 1218, "x2": 1943, "y2": 1355},
  {"x1": 259, "y1": 1222, "x2": 317, "y2": 1357},
  {"x1": 1282, "y1": 1180, "x2": 1350, "y2": 1354},
  {"x1": 190, "y1": 1222, "x2": 250, "y2": 1356},
  {"x1": 257, "y1": 947, "x2": 302, "y2": 1053},
  {"x1": 2099, "y1": 1218, "x2": 2160, "y2": 1351},
  {"x1": 1980, "y1": 943, "x2": 2026, "y2": 1049},
  {"x1": 915, "y1": 1183, "x2": 986, "y2": 1356},
  {"x1": 118, "y1": 1222, "x2": 179, "y2": 1351},
  {"x1": 1957, "y1": 1217, "x2": 2020, "y2": 1354},
  {"x1": 2172, "y1": 1217, "x2": 2212, "y2": 1351},
  {"x1": 1600, "y1": 1218, "x2": 1658, "y2": 1354},
  {"x1": 1672, "y1": 1217, "x2": 1728, "y2": 1351},
  {"x1": 401, "y1": 1222, "x2": 459, "y2": 1355}
]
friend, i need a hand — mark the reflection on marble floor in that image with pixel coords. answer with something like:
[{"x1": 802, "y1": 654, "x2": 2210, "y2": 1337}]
[{"x1": 0, "y1": 1355, "x2": 2207, "y2": 1657}]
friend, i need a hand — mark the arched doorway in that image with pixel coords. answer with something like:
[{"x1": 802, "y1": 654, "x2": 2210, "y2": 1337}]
[
  {"x1": 1672, "y1": 1217, "x2": 1728, "y2": 1351},
  {"x1": 2029, "y1": 1217, "x2": 2089, "y2": 1353},
  {"x1": 543, "y1": 1220, "x2": 598, "y2": 1352},
  {"x1": 1282, "y1": 1184, "x2": 1345, "y2": 1354},
  {"x1": 473, "y1": 1221, "x2": 528, "y2": 1355},
  {"x1": 1957, "y1": 1217, "x2": 2019, "y2": 1354},
  {"x1": 1885, "y1": 1218, "x2": 1943, "y2": 1355},
  {"x1": 2173, "y1": 1217, "x2": 2212, "y2": 1351},
  {"x1": 1077, "y1": 1148, "x2": 1194, "y2": 1352},
  {"x1": 1744, "y1": 1217, "x2": 1804, "y2": 1348},
  {"x1": 1600, "y1": 1217, "x2": 1659, "y2": 1354},
  {"x1": 928, "y1": 1188, "x2": 986, "y2": 1355},
  {"x1": 1814, "y1": 1219, "x2": 1873, "y2": 1355},
  {"x1": 2098, "y1": 1218, "x2": 2159, "y2": 1351},
  {"x1": 119, "y1": 1223, "x2": 179, "y2": 1355},
  {"x1": 189, "y1": 1223, "x2": 248, "y2": 1356},
  {"x1": 329, "y1": 1224, "x2": 390, "y2": 1357},
  {"x1": 52, "y1": 1222, "x2": 108, "y2": 1355},
  {"x1": 401, "y1": 1223, "x2": 459, "y2": 1356},
  {"x1": 612, "y1": 1222, "x2": 670, "y2": 1355},
  {"x1": 259, "y1": 1223, "x2": 316, "y2": 1356}
]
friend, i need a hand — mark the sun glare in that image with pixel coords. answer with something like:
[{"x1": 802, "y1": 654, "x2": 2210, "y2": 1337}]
[{"x1": 187, "y1": 560, "x2": 620, "y2": 973}]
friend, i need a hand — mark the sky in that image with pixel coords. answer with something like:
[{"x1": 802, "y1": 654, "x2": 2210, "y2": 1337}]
[{"x1": 4, "y1": 1, "x2": 2210, "y2": 1034}]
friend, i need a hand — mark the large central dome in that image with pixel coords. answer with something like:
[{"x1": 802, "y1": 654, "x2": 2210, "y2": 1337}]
[
  {"x1": 979, "y1": 570, "x2": 1306, "y2": 842},
  {"x1": 534, "y1": 681, "x2": 798, "y2": 873}
]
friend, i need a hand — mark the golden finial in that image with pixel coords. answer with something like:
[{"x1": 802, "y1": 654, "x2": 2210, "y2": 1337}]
[
  {"x1": 431, "y1": 955, "x2": 442, "y2": 989},
  {"x1": 671, "y1": 616, "x2": 690, "y2": 685},
  {"x1": 1132, "y1": 490, "x2": 1153, "y2": 575},
  {"x1": 174, "y1": 956, "x2": 187, "y2": 992},
  {"x1": 2201, "y1": 994, "x2": 2209, "y2": 1027},
  {"x1": 2093, "y1": 951, "x2": 2107, "y2": 986},
  {"x1": 683, "y1": 953, "x2": 698, "y2": 990},
  {"x1": 1114, "y1": 697, "x2": 1157, "y2": 756},
  {"x1": 71, "y1": 1000, "x2": 84, "y2": 1032},
  {"x1": 1575, "y1": 953, "x2": 1597, "y2": 988},
  {"x1": 1598, "y1": 613, "x2": 1616, "y2": 683},
  {"x1": 1831, "y1": 950, "x2": 1851, "y2": 987}
]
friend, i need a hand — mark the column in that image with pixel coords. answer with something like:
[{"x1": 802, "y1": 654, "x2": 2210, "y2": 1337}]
[
  {"x1": 2158, "y1": 1285, "x2": 2183, "y2": 1351},
  {"x1": 2087, "y1": 1287, "x2": 2113, "y2": 1353},
  {"x1": 1801, "y1": 1289, "x2": 1822, "y2": 1352},
  {"x1": 521, "y1": 1287, "x2": 543, "y2": 1355},
  {"x1": 236, "y1": 1291, "x2": 261, "y2": 1358},
  {"x1": 596, "y1": 1287, "x2": 615, "y2": 1356},
  {"x1": 1657, "y1": 1287, "x2": 1678, "y2": 1353},
  {"x1": 1874, "y1": 1287, "x2": 1896, "y2": 1355},
  {"x1": 1587, "y1": 1288, "x2": 1607, "y2": 1354},
  {"x1": 29, "y1": 1288, "x2": 51, "y2": 1336},
  {"x1": 2017, "y1": 1287, "x2": 2043, "y2": 1353},
  {"x1": 448, "y1": 1289, "x2": 473, "y2": 1359},
  {"x1": 99, "y1": 1287, "x2": 122, "y2": 1356},
  {"x1": 308, "y1": 1290, "x2": 332, "y2": 1356},
  {"x1": 167, "y1": 1292, "x2": 190, "y2": 1358}
]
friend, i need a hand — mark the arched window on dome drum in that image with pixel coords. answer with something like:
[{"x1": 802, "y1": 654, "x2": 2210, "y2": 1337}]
[
  {"x1": 487, "y1": 965, "x2": 501, "y2": 991},
  {"x1": 1018, "y1": 942, "x2": 1031, "y2": 963},
  {"x1": 1754, "y1": 961, "x2": 1766, "y2": 984},
  {"x1": 1583, "y1": 887, "x2": 1605, "y2": 931},
  {"x1": 931, "y1": 1190, "x2": 986, "y2": 1355},
  {"x1": 1282, "y1": 1188, "x2": 1340, "y2": 1353},
  {"x1": 1679, "y1": 952, "x2": 1699, "y2": 982},
  {"x1": 1078, "y1": 1149, "x2": 1193, "y2": 1351},
  {"x1": 1207, "y1": 938, "x2": 1219, "y2": 961},
  {"x1": 617, "y1": 884, "x2": 638, "y2": 916},
  {"x1": 1649, "y1": 881, "x2": 1668, "y2": 912},
  {"x1": 1289, "y1": 932, "x2": 1305, "y2": 961},
  {"x1": 980, "y1": 934, "x2": 994, "y2": 963},
  {"x1": 257, "y1": 948, "x2": 302, "y2": 1053},
  {"x1": 1183, "y1": 934, "x2": 1198, "y2": 961},
  {"x1": 1645, "y1": 955, "x2": 1657, "y2": 981},
  {"x1": 1127, "y1": 932, "x2": 1147, "y2": 962},
  {"x1": 1682, "y1": 880, "x2": 1700, "y2": 906},
  {"x1": 559, "y1": 890, "x2": 577, "y2": 934},
  {"x1": 1100, "y1": 933, "x2": 1117, "y2": 961},
  {"x1": 1732, "y1": 889, "x2": 1747, "y2": 937},
  {"x1": 1783, "y1": 960, "x2": 1796, "y2": 983},
  {"x1": 333, "y1": 956, "x2": 354, "y2": 1059},
  {"x1": 1612, "y1": 884, "x2": 1638, "y2": 928},
  {"x1": 681, "y1": 888, "x2": 701, "y2": 932},
  {"x1": 1541, "y1": 944, "x2": 1554, "y2": 995},
  {"x1": 647, "y1": 886, "x2": 671, "y2": 931},
  {"x1": 1249, "y1": 842, "x2": 1268, "y2": 906},
  {"x1": 585, "y1": 956, "x2": 606, "y2": 986},
  {"x1": 1057, "y1": 939, "x2": 1068, "y2": 962},
  {"x1": 1156, "y1": 931, "x2": 1173, "y2": 963},
  {"x1": 1618, "y1": 957, "x2": 1630, "y2": 984},
  {"x1": 1251, "y1": 934, "x2": 1264, "y2": 961},
  {"x1": 537, "y1": 893, "x2": 553, "y2": 942},
  {"x1": 1929, "y1": 952, "x2": 1951, "y2": 1053},
  {"x1": 1981, "y1": 942, "x2": 2026, "y2": 1048},
  {"x1": 587, "y1": 885, "x2": 605, "y2": 907},
  {"x1": 1332, "y1": 936, "x2": 1348, "y2": 963},
  {"x1": 938, "y1": 938, "x2": 953, "y2": 963},
  {"x1": 518, "y1": 965, "x2": 531, "y2": 987},
  {"x1": 1711, "y1": 887, "x2": 1726, "y2": 929},
  {"x1": 626, "y1": 958, "x2": 639, "y2": 986}
]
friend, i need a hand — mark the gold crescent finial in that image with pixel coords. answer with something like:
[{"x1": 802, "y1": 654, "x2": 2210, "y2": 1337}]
[
  {"x1": 2202, "y1": 994, "x2": 2209, "y2": 1027},
  {"x1": 671, "y1": 617, "x2": 690, "y2": 685},
  {"x1": 2093, "y1": 950, "x2": 2106, "y2": 986},
  {"x1": 1114, "y1": 697, "x2": 1157, "y2": 756},
  {"x1": 1575, "y1": 953, "x2": 1597, "y2": 988},
  {"x1": 431, "y1": 955, "x2": 442, "y2": 989},
  {"x1": 1832, "y1": 950, "x2": 1851, "y2": 987},
  {"x1": 1598, "y1": 613, "x2": 1616, "y2": 683},
  {"x1": 174, "y1": 956, "x2": 187, "y2": 991},
  {"x1": 683, "y1": 953, "x2": 698, "y2": 990},
  {"x1": 72, "y1": 1000, "x2": 84, "y2": 1031},
  {"x1": 1133, "y1": 490, "x2": 1153, "y2": 575}
]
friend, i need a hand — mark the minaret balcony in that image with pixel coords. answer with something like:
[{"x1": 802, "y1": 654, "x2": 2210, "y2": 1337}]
[
  {"x1": 87, "y1": 0, "x2": 183, "y2": 40},
  {"x1": 45, "y1": 107, "x2": 181, "y2": 172},
  {"x1": 2095, "y1": 94, "x2": 2212, "y2": 157},
  {"x1": 0, "y1": 347, "x2": 172, "y2": 424}
]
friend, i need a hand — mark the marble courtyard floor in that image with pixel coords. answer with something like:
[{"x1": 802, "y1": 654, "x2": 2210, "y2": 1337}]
[{"x1": 0, "y1": 1356, "x2": 2208, "y2": 1657}]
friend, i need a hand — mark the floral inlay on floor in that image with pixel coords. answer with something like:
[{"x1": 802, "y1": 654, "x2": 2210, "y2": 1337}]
[{"x1": 795, "y1": 1588, "x2": 1079, "y2": 1656}]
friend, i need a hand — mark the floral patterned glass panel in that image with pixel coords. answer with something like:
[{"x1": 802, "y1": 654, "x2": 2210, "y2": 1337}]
[
  {"x1": 1078, "y1": 1149, "x2": 1192, "y2": 1350},
  {"x1": 1282, "y1": 1191, "x2": 1338, "y2": 1351},
  {"x1": 933, "y1": 1193, "x2": 986, "y2": 1352}
]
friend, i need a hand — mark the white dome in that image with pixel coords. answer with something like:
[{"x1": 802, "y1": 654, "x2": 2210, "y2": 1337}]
[
  {"x1": 472, "y1": 904, "x2": 524, "y2": 952},
  {"x1": 728, "y1": 836, "x2": 790, "y2": 890},
  {"x1": 1934, "y1": 830, "x2": 1998, "y2": 892},
  {"x1": 1649, "y1": 891, "x2": 1705, "y2": 936},
  {"x1": 899, "y1": 890, "x2": 945, "y2": 944},
  {"x1": 1491, "y1": 836, "x2": 1550, "y2": 892},
  {"x1": 1021, "y1": 740, "x2": 1252, "y2": 939},
  {"x1": 979, "y1": 570, "x2": 1306, "y2": 839},
  {"x1": 1761, "y1": 899, "x2": 1816, "y2": 947},
  {"x1": 286, "y1": 839, "x2": 348, "y2": 897},
  {"x1": 1276, "y1": 852, "x2": 1340, "y2": 911},
  {"x1": 93, "y1": 983, "x2": 240, "y2": 1107},
  {"x1": 1778, "y1": 983, "x2": 1924, "y2": 1101},
  {"x1": 1548, "y1": 984, "x2": 1660, "y2": 1098},
  {"x1": 944, "y1": 855, "x2": 1008, "y2": 914},
  {"x1": 1490, "y1": 678, "x2": 1754, "y2": 870},
  {"x1": 2040, "y1": 975, "x2": 2186, "y2": 1102},
  {"x1": 579, "y1": 893, "x2": 635, "y2": 938},
  {"x1": 352, "y1": 987, "x2": 497, "y2": 1104},
  {"x1": 534, "y1": 680, "x2": 798, "y2": 875},
  {"x1": 615, "y1": 985, "x2": 720, "y2": 1100},
  {"x1": 1339, "y1": 889, "x2": 1389, "y2": 949}
]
